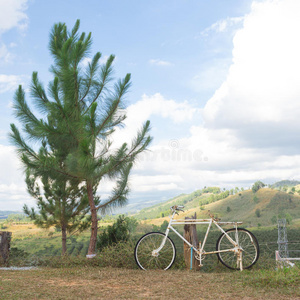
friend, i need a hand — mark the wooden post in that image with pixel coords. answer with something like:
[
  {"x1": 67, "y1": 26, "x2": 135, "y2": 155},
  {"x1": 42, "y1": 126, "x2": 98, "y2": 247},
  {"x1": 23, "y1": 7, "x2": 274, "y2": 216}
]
[
  {"x1": 183, "y1": 213, "x2": 200, "y2": 270},
  {"x1": 0, "y1": 231, "x2": 12, "y2": 266}
]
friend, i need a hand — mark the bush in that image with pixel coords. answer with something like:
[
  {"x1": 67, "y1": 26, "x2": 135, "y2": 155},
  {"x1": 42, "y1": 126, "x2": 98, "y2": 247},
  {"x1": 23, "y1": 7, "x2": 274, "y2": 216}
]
[
  {"x1": 97, "y1": 215, "x2": 138, "y2": 252},
  {"x1": 255, "y1": 209, "x2": 261, "y2": 218}
]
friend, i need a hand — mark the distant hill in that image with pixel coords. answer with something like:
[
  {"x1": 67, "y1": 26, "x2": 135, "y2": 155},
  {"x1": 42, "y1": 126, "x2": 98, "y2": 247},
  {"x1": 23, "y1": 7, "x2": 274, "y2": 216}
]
[
  {"x1": 271, "y1": 180, "x2": 300, "y2": 188},
  {"x1": 133, "y1": 188, "x2": 300, "y2": 228},
  {"x1": 0, "y1": 211, "x2": 21, "y2": 220}
]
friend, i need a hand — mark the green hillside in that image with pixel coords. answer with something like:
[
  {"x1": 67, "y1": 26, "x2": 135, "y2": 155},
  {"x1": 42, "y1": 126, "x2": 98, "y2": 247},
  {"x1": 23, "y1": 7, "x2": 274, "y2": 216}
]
[
  {"x1": 271, "y1": 180, "x2": 300, "y2": 189},
  {"x1": 133, "y1": 187, "x2": 300, "y2": 228}
]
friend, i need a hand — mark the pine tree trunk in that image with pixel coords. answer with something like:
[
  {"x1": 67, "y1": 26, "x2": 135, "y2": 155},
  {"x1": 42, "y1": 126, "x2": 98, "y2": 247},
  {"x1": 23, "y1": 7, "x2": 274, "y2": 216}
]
[
  {"x1": 61, "y1": 225, "x2": 67, "y2": 256},
  {"x1": 87, "y1": 182, "x2": 98, "y2": 256}
]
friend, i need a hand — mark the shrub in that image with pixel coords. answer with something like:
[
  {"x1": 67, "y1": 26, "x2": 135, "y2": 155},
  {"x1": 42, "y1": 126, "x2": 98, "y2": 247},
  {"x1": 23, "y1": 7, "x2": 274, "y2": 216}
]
[{"x1": 97, "y1": 215, "x2": 138, "y2": 252}]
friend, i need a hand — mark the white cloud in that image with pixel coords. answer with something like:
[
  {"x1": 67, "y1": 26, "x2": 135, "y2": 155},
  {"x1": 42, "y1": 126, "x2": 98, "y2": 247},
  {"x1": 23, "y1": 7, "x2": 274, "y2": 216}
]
[
  {"x1": 0, "y1": 74, "x2": 23, "y2": 93},
  {"x1": 0, "y1": 0, "x2": 28, "y2": 65},
  {"x1": 126, "y1": 0, "x2": 300, "y2": 195},
  {"x1": 203, "y1": 0, "x2": 300, "y2": 150},
  {"x1": 149, "y1": 59, "x2": 173, "y2": 66},
  {"x1": 0, "y1": 0, "x2": 28, "y2": 33},
  {"x1": 130, "y1": 175, "x2": 183, "y2": 192},
  {"x1": 110, "y1": 93, "x2": 199, "y2": 147},
  {"x1": 0, "y1": 144, "x2": 33, "y2": 210},
  {"x1": 189, "y1": 58, "x2": 231, "y2": 93},
  {"x1": 200, "y1": 17, "x2": 243, "y2": 37},
  {"x1": 0, "y1": 44, "x2": 13, "y2": 63},
  {"x1": 127, "y1": 93, "x2": 197, "y2": 124}
]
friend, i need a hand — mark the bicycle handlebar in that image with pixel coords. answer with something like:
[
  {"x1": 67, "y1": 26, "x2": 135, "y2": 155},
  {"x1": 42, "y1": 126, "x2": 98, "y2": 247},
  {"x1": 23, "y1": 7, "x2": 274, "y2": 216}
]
[{"x1": 170, "y1": 205, "x2": 185, "y2": 213}]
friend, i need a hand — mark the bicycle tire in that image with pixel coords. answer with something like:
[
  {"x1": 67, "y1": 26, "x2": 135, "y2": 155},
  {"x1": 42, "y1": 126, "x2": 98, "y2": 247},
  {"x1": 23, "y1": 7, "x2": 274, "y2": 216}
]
[
  {"x1": 216, "y1": 228, "x2": 259, "y2": 270},
  {"x1": 134, "y1": 232, "x2": 176, "y2": 270}
]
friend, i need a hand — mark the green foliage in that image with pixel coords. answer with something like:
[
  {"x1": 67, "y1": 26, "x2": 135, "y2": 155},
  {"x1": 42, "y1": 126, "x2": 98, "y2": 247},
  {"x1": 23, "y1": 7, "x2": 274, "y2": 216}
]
[
  {"x1": 270, "y1": 215, "x2": 277, "y2": 224},
  {"x1": 226, "y1": 206, "x2": 231, "y2": 212},
  {"x1": 202, "y1": 187, "x2": 221, "y2": 194},
  {"x1": 271, "y1": 180, "x2": 300, "y2": 189},
  {"x1": 243, "y1": 267, "x2": 300, "y2": 289},
  {"x1": 252, "y1": 181, "x2": 265, "y2": 193},
  {"x1": 6, "y1": 214, "x2": 29, "y2": 223},
  {"x1": 253, "y1": 195, "x2": 259, "y2": 203},
  {"x1": 255, "y1": 209, "x2": 261, "y2": 218},
  {"x1": 152, "y1": 220, "x2": 169, "y2": 232},
  {"x1": 97, "y1": 215, "x2": 138, "y2": 251},
  {"x1": 0, "y1": 223, "x2": 7, "y2": 230}
]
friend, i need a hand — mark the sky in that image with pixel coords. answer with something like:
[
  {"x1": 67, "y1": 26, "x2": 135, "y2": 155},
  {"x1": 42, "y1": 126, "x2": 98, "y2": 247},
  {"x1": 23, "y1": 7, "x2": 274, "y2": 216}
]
[{"x1": 1, "y1": 0, "x2": 300, "y2": 211}]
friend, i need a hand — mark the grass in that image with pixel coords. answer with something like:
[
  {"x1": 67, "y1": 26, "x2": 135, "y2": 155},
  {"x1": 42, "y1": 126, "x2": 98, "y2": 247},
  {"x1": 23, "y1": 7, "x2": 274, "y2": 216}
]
[{"x1": 0, "y1": 266, "x2": 299, "y2": 299}]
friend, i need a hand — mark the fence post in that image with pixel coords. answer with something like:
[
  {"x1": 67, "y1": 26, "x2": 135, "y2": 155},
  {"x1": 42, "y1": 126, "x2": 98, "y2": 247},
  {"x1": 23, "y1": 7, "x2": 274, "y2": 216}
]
[
  {"x1": 183, "y1": 213, "x2": 200, "y2": 270},
  {"x1": 0, "y1": 231, "x2": 12, "y2": 266}
]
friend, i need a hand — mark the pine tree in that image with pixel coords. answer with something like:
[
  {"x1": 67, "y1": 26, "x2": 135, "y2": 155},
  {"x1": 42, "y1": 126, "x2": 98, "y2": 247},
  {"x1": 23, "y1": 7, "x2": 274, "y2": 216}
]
[
  {"x1": 10, "y1": 20, "x2": 152, "y2": 256},
  {"x1": 24, "y1": 170, "x2": 92, "y2": 255}
]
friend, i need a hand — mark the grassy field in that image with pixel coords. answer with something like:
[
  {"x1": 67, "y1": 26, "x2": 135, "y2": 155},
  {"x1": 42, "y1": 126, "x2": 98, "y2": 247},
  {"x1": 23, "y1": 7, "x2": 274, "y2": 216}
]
[
  {"x1": 1, "y1": 195, "x2": 300, "y2": 299},
  {"x1": 0, "y1": 266, "x2": 300, "y2": 299}
]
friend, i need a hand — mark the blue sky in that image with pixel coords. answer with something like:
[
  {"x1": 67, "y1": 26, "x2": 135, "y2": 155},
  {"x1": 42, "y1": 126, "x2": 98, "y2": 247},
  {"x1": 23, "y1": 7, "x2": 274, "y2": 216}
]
[{"x1": 1, "y1": 0, "x2": 300, "y2": 211}]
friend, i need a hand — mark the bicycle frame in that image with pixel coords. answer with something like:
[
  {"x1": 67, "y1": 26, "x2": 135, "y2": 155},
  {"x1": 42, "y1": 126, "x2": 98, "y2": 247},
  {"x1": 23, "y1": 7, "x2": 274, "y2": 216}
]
[{"x1": 154, "y1": 209, "x2": 245, "y2": 269}]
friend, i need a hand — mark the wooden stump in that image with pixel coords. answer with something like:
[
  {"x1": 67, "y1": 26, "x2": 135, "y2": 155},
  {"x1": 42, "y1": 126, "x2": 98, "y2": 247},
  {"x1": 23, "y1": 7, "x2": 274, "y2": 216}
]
[
  {"x1": 183, "y1": 213, "x2": 200, "y2": 270},
  {"x1": 0, "y1": 231, "x2": 12, "y2": 266}
]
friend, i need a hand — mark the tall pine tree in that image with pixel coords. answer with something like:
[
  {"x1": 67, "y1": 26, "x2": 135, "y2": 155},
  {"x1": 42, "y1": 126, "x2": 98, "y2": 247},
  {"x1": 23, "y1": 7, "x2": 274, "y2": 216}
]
[{"x1": 10, "y1": 20, "x2": 152, "y2": 256}]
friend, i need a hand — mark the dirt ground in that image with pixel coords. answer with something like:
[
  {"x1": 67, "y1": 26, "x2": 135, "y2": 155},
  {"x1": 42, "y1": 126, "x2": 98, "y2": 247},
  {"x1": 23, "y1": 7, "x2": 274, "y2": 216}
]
[{"x1": 0, "y1": 267, "x2": 299, "y2": 299}]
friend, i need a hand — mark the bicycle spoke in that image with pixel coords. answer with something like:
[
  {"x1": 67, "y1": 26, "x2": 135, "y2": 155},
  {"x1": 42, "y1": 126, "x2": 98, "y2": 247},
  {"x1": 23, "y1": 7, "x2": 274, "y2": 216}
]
[
  {"x1": 217, "y1": 229, "x2": 259, "y2": 270},
  {"x1": 135, "y1": 232, "x2": 176, "y2": 270}
]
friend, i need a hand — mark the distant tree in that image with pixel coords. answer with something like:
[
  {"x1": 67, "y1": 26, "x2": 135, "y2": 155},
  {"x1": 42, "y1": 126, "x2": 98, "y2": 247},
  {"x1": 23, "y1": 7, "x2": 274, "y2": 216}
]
[
  {"x1": 278, "y1": 212, "x2": 292, "y2": 225},
  {"x1": 285, "y1": 213, "x2": 292, "y2": 225},
  {"x1": 252, "y1": 181, "x2": 265, "y2": 193},
  {"x1": 226, "y1": 206, "x2": 231, "y2": 213},
  {"x1": 255, "y1": 209, "x2": 261, "y2": 218},
  {"x1": 6, "y1": 213, "x2": 29, "y2": 223},
  {"x1": 253, "y1": 195, "x2": 259, "y2": 203},
  {"x1": 271, "y1": 215, "x2": 277, "y2": 224}
]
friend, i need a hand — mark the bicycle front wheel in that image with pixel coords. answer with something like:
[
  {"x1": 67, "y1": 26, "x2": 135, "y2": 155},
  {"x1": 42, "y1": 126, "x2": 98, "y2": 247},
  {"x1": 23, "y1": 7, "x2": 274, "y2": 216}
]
[
  {"x1": 134, "y1": 232, "x2": 176, "y2": 270},
  {"x1": 216, "y1": 228, "x2": 259, "y2": 270}
]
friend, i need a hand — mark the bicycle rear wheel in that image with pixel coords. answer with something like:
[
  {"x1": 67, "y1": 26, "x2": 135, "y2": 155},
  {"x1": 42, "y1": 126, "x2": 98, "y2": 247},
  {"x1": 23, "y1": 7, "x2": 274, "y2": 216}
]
[
  {"x1": 216, "y1": 228, "x2": 259, "y2": 270},
  {"x1": 134, "y1": 232, "x2": 176, "y2": 270}
]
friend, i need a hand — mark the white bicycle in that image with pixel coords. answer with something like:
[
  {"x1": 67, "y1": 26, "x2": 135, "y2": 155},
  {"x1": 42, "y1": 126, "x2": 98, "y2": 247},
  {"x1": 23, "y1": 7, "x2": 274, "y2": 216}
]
[{"x1": 134, "y1": 205, "x2": 259, "y2": 271}]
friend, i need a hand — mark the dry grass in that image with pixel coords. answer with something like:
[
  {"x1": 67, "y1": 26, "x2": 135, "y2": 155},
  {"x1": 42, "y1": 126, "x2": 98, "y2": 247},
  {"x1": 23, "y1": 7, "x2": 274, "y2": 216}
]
[{"x1": 0, "y1": 267, "x2": 299, "y2": 299}]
